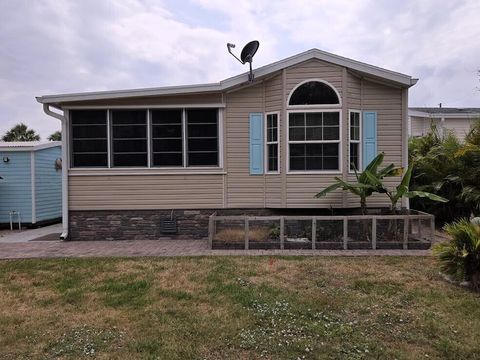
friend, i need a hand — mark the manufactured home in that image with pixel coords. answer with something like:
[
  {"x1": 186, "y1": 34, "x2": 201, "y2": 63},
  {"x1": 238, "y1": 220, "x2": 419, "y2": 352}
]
[
  {"x1": 37, "y1": 49, "x2": 417, "y2": 240},
  {"x1": 0, "y1": 141, "x2": 62, "y2": 228},
  {"x1": 409, "y1": 107, "x2": 480, "y2": 140}
]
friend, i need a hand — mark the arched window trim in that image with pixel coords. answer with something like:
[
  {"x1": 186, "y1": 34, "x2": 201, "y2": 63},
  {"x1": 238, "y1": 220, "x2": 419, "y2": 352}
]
[{"x1": 287, "y1": 79, "x2": 342, "y2": 108}]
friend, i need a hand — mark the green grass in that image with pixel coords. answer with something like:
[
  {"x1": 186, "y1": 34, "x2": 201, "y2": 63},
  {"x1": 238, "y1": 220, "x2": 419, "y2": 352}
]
[{"x1": 0, "y1": 256, "x2": 479, "y2": 359}]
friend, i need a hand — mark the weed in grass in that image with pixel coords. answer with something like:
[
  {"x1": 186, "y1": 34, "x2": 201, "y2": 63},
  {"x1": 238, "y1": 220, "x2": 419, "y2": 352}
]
[{"x1": 44, "y1": 324, "x2": 125, "y2": 358}]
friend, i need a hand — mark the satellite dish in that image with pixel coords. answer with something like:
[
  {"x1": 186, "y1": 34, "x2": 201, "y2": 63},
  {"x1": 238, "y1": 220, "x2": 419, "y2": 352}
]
[
  {"x1": 227, "y1": 40, "x2": 260, "y2": 82},
  {"x1": 240, "y1": 41, "x2": 259, "y2": 64}
]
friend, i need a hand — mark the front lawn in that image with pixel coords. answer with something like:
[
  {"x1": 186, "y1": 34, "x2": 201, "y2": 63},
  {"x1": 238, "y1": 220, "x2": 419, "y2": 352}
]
[{"x1": 0, "y1": 256, "x2": 478, "y2": 359}]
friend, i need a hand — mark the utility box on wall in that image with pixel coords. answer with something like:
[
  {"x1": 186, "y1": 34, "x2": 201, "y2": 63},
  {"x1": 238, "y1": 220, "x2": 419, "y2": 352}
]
[{"x1": 0, "y1": 141, "x2": 62, "y2": 227}]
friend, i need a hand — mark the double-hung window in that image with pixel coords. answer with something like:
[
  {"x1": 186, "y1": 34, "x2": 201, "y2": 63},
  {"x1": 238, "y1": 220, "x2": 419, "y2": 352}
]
[
  {"x1": 349, "y1": 110, "x2": 361, "y2": 171},
  {"x1": 288, "y1": 111, "x2": 340, "y2": 171},
  {"x1": 265, "y1": 113, "x2": 279, "y2": 173}
]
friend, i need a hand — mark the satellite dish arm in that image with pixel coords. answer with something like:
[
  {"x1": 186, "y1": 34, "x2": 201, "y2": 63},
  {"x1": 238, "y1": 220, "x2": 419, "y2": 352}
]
[{"x1": 227, "y1": 43, "x2": 244, "y2": 64}]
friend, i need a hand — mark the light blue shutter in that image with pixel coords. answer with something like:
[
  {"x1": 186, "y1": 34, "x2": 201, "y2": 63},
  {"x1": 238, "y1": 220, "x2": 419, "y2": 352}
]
[
  {"x1": 249, "y1": 113, "x2": 264, "y2": 175},
  {"x1": 362, "y1": 111, "x2": 377, "y2": 167}
]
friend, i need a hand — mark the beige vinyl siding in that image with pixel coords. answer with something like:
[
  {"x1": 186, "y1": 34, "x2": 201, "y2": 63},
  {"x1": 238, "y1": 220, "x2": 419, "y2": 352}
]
[
  {"x1": 225, "y1": 83, "x2": 265, "y2": 208},
  {"x1": 285, "y1": 59, "x2": 343, "y2": 98},
  {"x1": 265, "y1": 73, "x2": 283, "y2": 112},
  {"x1": 286, "y1": 175, "x2": 343, "y2": 207},
  {"x1": 345, "y1": 79, "x2": 404, "y2": 208},
  {"x1": 284, "y1": 58, "x2": 345, "y2": 208},
  {"x1": 445, "y1": 118, "x2": 474, "y2": 140},
  {"x1": 410, "y1": 116, "x2": 427, "y2": 136},
  {"x1": 65, "y1": 57, "x2": 409, "y2": 211},
  {"x1": 265, "y1": 176, "x2": 282, "y2": 207},
  {"x1": 264, "y1": 73, "x2": 283, "y2": 207},
  {"x1": 62, "y1": 93, "x2": 223, "y2": 107},
  {"x1": 69, "y1": 174, "x2": 223, "y2": 210},
  {"x1": 363, "y1": 80, "x2": 402, "y2": 166},
  {"x1": 346, "y1": 72, "x2": 362, "y2": 108}
]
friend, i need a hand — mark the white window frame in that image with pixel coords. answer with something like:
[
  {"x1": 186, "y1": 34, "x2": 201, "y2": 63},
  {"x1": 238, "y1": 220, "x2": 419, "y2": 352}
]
[
  {"x1": 264, "y1": 111, "x2": 280, "y2": 174},
  {"x1": 68, "y1": 106, "x2": 223, "y2": 171},
  {"x1": 348, "y1": 110, "x2": 362, "y2": 173},
  {"x1": 286, "y1": 109, "x2": 343, "y2": 174},
  {"x1": 287, "y1": 79, "x2": 342, "y2": 109}
]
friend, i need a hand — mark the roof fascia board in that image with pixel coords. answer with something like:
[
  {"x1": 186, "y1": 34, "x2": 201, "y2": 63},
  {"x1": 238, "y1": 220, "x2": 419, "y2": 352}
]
[
  {"x1": 37, "y1": 83, "x2": 222, "y2": 104},
  {"x1": 408, "y1": 111, "x2": 480, "y2": 119},
  {"x1": 0, "y1": 142, "x2": 61, "y2": 152}
]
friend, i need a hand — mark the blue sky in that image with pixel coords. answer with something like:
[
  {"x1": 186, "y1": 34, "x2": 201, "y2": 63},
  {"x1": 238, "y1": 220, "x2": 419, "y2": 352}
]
[{"x1": 1, "y1": 0, "x2": 479, "y2": 138}]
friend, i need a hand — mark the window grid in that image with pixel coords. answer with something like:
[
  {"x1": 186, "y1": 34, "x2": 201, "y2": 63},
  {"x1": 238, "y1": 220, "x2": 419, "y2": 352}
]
[
  {"x1": 287, "y1": 111, "x2": 341, "y2": 172},
  {"x1": 111, "y1": 110, "x2": 148, "y2": 167},
  {"x1": 186, "y1": 109, "x2": 219, "y2": 167},
  {"x1": 265, "y1": 113, "x2": 279, "y2": 173},
  {"x1": 349, "y1": 110, "x2": 361, "y2": 172},
  {"x1": 70, "y1": 108, "x2": 220, "y2": 169},
  {"x1": 71, "y1": 110, "x2": 108, "y2": 168},
  {"x1": 151, "y1": 109, "x2": 184, "y2": 167}
]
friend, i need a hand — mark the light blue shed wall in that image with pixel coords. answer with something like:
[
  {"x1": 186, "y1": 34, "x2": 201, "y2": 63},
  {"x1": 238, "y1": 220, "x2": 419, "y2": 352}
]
[
  {"x1": 35, "y1": 146, "x2": 62, "y2": 222},
  {"x1": 0, "y1": 151, "x2": 32, "y2": 223}
]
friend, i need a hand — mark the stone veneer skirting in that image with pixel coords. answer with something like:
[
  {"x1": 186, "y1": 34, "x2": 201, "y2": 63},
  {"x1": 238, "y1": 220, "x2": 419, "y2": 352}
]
[{"x1": 69, "y1": 209, "x2": 277, "y2": 241}]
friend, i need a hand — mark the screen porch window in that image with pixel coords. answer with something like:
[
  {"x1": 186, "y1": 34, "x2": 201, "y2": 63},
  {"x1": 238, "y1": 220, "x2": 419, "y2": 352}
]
[
  {"x1": 111, "y1": 110, "x2": 148, "y2": 167},
  {"x1": 186, "y1": 109, "x2": 218, "y2": 166},
  {"x1": 69, "y1": 108, "x2": 219, "y2": 168},
  {"x1": 71, "y1": 110, "x2": 108, "y2": 167},
  {"x1": 151, "y1": 109, "x2": 183, "y2": 167},
  {"x1": 349, "y1": 111, "x2": 361, "y2": 171},
  {"x1": 288, "y1": 111, "x2": 340, "y2": 171},
  {"x1": 266, "y1": 113, "x2": 279, "y2": 172}
]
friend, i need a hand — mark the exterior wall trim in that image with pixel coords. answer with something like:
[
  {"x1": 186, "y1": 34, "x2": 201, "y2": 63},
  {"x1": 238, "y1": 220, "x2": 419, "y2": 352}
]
[
  {"x1": 264, "y1": 111, "x2": 281, "y2": 174},
  {"x1": 30, "y1": 151, "x2": 36, "y2": 224},
  {"x1": 63, "y1": 104, "x2": 226, "y2": 109},
  {"x1": 286, "y1": 108, "x2": 343, "y2": 175}
]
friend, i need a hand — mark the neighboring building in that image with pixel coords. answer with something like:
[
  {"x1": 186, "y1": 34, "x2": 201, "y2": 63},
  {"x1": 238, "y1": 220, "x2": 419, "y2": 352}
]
[
  {"x1": 0, "y1": 141, "x2": 62, "y2": 228},
  {"x1": 409, "y1": 107, "x2": 480, "y2": 140},
  {"x1": 37, "y1": 48, "x2": 417, "y2": 240}
]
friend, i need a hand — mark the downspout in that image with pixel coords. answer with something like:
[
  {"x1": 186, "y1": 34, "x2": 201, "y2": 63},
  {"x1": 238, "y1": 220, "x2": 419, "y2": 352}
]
[{"x1": 42, "y1": 103, "x2": 69, "y2": 240}]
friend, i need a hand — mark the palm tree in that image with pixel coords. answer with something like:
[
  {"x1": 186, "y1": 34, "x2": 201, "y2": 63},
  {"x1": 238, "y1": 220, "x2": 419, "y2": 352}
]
[
  {"x1": 2, "y1": 123, "x2": 40, "y2": 142},
  {"x1": 315, "y1": 153, "x2": 401, "y2": 215},
  {"x1": 434, "y1": 218, "x2": 480, "y2": 291},
  {"x1": 47, "y1": 131, "x2": 61, "y2": 141},
  {"x1": 363, "y1": 162, "x2": 448, "y2": 213}
]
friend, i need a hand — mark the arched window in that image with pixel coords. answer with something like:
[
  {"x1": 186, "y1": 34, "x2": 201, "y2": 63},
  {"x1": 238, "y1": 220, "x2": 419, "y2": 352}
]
[
  {"x1": 288, "y1": 80, "x2": 340, "y2": 106},
  {"x1": 287, "y1": 80, "x2": 341, "y2": 172}
]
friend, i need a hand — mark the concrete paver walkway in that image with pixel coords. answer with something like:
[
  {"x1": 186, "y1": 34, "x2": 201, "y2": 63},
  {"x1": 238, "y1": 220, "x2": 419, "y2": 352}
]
[{"x1": 0, "y1": 239, "x2": 431, "y2": 259}]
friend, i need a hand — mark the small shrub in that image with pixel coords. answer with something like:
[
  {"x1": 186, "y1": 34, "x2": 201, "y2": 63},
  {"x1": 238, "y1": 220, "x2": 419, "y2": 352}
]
[{"x1": 433, "y1": 218, "x2": 480, "y2": 291}]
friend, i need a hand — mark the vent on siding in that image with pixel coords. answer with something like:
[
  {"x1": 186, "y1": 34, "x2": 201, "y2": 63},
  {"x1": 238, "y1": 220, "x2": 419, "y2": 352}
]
[{"x1": 161, "y1": 210, "x2": 177, "y2": 234}]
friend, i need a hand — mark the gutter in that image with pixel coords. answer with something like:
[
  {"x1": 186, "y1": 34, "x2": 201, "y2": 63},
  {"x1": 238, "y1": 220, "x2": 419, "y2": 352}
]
[{"x1": 42, "y1": 103, "x2": 69, "y2": 240}]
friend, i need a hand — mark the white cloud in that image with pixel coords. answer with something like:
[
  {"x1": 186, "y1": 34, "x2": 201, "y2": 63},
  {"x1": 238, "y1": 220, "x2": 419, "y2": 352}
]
[{"x1": 0, "y1": 0, "x2": 479, "y2": 139}]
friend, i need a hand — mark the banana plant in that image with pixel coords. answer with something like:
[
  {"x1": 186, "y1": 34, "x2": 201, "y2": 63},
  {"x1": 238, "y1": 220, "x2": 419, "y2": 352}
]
[
  {"x1": 363, "y1": 162, "x2": 448, "y2": 213},
  {"x1": 315, "y1": 153, "x2": 402, "y2": 215}
]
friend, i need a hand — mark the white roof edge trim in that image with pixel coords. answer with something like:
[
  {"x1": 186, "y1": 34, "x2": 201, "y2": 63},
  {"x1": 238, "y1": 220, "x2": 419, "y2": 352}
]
[
  {"x1": 37, "y1": 48, "x2": 416, "y2": 105},
  {"x1": 408, "y1": 111, "x2": 480, "y2": 119},
  {"x1": 0, "y1": 141, "x2": 61, "y2": 152}
]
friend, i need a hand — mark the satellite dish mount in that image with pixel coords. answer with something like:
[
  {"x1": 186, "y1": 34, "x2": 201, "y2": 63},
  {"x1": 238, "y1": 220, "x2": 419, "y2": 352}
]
[{"x1": 227, "y1": 40, "x2": 259, "y2": 82}]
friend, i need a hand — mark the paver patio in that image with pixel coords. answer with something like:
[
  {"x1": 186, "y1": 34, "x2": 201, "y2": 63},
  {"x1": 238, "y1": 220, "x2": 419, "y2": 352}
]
[
  {"x1": 0, "y1": 223, "x2": 446, "y2": 259},
  {"x1": 0, "y1": 239, "x2": 431, "y2": 259}
]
